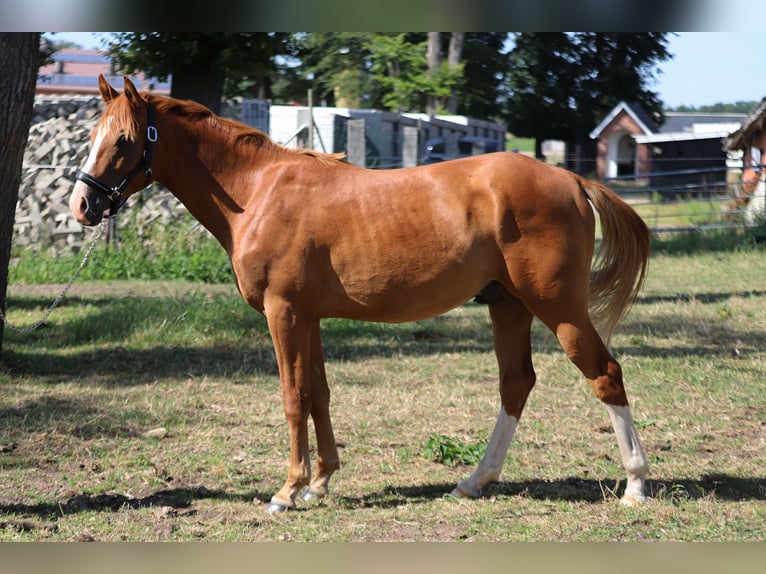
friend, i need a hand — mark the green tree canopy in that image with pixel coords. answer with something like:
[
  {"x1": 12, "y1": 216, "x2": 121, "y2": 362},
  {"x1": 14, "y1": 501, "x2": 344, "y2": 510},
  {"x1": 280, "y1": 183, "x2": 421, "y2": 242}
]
[
  {"x1": 288, "y1": 32, "x2": 379, "y2": 108},
  {"x1": 106, "y1": 33, "x2": 293, "y2": 113},
  {"x1": 668, "y1": 101, "x2": 759, "y2": 113},
  {"x1": 503, "y1": 32, "x2": 672, "y2": 159},
  {"x1": 105, "y1": 32, "x2": 509, "y2": 121},
  {"x1": 103, "y1": 31, "x2": 674, "y2": 157},
  {"x1": 456, "y1": 32, "x2": 510, "y2": 120},
  {"x1": 286, "y1": 33, "x2": 506, "y2": 118}
]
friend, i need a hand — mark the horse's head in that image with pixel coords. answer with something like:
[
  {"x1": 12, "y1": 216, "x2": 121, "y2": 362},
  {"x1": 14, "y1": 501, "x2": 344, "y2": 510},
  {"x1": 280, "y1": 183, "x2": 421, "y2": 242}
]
[{"x1": 70, "y1": 74, "x2": 158, "y2": 226}]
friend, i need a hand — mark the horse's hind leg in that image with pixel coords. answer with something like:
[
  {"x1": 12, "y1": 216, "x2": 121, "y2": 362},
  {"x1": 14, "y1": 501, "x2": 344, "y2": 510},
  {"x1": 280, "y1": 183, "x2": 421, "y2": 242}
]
[
  {"x1": 452, "y1": 296, "x2": 535, "y2": 498},
  {"x1": 301, "y1": 321, "x2": 340, "y2": 502},
  {"x1": 542, "y1": 309, "x2": 649, "y2": 505}
]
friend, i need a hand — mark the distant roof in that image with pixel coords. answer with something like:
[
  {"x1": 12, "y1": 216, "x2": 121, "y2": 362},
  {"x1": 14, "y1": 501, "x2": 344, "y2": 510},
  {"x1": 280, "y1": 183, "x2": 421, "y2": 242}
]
[
  {"x1": 660, "y1": 112, "x2": 746, "y2": 133},
  {"x1": 589, "y1": 101, "x2": 659, "y2": 139},
  {"x1": 590, "y1": 100, "x2": 746, "y2": 144},
  {"x1": 37, "y1": 49, "x2": 170, "y2": 95},
  {"x1": 723, "y1": 98, "x2": 766, "y2": 150}
]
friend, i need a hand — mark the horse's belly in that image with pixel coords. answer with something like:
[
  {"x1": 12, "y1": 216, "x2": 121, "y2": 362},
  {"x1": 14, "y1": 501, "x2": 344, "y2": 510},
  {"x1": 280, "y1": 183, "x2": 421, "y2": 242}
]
[{"x1": 320, "y1": 260, "x2": 491, "y2": 322}]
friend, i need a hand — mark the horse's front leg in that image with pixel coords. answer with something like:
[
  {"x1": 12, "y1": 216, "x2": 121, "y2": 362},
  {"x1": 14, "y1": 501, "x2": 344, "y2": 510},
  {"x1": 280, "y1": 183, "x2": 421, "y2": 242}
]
[
  {"x1": 301, "y1": 321, "x2": 340, "y2": 502},
  {"x1": 265, "y1": 300, "x2": 313, "y2": 513}
]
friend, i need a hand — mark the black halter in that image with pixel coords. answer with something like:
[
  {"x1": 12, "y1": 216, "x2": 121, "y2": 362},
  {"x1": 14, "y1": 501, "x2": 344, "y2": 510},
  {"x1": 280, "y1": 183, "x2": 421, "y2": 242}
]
[{"x1": 75, "y1": 103, "x2": 158, "y2": 217}]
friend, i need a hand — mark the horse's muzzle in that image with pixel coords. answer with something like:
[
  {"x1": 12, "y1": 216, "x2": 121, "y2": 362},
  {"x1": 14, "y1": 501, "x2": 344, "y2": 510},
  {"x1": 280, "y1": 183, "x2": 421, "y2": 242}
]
[{"x1": 70, "y1": 180, "x2": 107, "y2": 226}]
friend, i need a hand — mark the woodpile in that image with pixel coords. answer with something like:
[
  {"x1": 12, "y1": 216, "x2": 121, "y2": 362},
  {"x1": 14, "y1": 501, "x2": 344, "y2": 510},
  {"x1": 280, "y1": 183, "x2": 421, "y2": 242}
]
[
  {"x1": 16, "y1": 96, "x2": 188, "y2": 256},
  {"x1": 16, "y1": 96, "x2": 101, "y2": 253}
]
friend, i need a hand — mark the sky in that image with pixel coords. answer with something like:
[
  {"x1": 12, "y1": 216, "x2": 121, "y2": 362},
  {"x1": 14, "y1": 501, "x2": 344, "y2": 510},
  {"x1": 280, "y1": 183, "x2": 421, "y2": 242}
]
[
  {"x1": 654, "y1": 32, "x2": 765, "y2": 108},
  {"x1": 48, "y1": 32, "x2": 766, "y2": 110}
]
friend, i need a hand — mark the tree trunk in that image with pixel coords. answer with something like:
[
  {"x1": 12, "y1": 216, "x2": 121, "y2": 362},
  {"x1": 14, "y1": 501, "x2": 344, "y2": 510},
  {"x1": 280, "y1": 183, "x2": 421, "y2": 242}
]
[
  {"x1": 446, "y1": 32, "x2": 464, "y2": 114},
  {"x1": 535, "y1": 137, "x2": 546, "y2": 162},
  {"x1": 426, "y1": 32, "x2": 441, "y2": 116},
  {"x1": 0, "y1": 33, "x2": 39, "y2": 359},
  {"x1": 170, "y1": 65, "x2": 225, "y2": 114}
]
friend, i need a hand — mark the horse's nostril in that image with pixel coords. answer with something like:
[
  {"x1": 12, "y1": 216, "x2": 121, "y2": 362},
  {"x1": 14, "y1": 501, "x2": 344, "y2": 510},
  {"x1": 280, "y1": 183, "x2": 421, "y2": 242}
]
[{"x1": 79, "y1": 196, "x2": 88, "y2": 215}]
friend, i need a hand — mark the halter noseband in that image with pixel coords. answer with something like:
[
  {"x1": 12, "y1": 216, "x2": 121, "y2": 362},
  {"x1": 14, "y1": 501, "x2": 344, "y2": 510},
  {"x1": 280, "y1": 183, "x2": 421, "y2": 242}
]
[{"x1": 75, "y1": 103, "x2": 158, "y2": 217}]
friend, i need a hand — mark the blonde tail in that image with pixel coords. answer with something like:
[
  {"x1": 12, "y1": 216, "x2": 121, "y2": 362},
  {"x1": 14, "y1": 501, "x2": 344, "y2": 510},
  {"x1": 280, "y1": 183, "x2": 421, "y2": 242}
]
[{"x1": 579, "y1": 177, "x2": 650, "y2": 344}]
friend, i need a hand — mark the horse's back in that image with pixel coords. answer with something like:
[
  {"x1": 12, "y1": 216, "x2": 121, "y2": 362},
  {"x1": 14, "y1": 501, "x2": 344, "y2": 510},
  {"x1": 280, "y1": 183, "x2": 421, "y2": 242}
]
[{"x1": 235, "y1": 151, "x2": 595, "y2": 322}]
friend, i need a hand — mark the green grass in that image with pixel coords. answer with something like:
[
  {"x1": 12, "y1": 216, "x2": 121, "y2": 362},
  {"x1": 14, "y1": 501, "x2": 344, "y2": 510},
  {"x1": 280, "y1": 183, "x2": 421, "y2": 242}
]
[
  {"x1": 650, "y1": 224, "x2": 766, "y2": 254},
  {"x1": 634, "y1": 198, "x2": 736, "y2": 230},
  {"x1": 505, "y1": 135, "x2": 534, "y2": 153},
  {"x1": 424, "y1": 433, "x2": 488, "y2": 467},
  {"x1": 0, "y1": 249, "x2": 764, "y2": 541},
  {"x1": 9, "y1": 213, "x2": 233, "y2": 285}
]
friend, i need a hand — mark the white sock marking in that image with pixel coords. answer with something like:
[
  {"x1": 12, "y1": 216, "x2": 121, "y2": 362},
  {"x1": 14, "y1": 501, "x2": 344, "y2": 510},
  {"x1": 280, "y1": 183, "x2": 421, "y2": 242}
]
[
  {"x1": 453, "y1": 409, "x2": 518, "y2": 498},
  {"x1": 605, "y1": 403, "x2": 649, "y2": 503}
]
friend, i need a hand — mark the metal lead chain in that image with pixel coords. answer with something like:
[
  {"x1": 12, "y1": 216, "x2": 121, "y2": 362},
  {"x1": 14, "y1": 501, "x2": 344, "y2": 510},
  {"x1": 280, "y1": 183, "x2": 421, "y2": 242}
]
[{"x1": 0, "y1": 219, "x2": 107, "y2": 333}]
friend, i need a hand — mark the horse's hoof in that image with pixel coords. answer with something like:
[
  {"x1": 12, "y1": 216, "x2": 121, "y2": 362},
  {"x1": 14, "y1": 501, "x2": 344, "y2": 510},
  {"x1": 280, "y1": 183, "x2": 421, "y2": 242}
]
[
  {"x1": 448, "y1": 485, "x2": 477, "y2": 499},
  {"x1": 300, "y1": 487, "x2": 325, "y2": 503},
  {"x1": 620, "y1": 493, "x2": 647, "y2": 507},
  {"x1": 266, "y1": 499, "x2": 292, "y2": 514}
]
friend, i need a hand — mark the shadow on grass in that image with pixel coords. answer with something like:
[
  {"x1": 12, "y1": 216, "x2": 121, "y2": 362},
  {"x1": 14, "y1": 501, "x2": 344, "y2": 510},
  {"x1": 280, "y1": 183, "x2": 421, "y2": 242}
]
[
  {"x1": 1, "y1": 474, "x2": 762, "y2": 526},
  {"x1": 618, "y1": 293, "x2": 766, "y2": 359},
  {"x1": 3, "y1": 287, "x2": 764, "y2": 384},
  {"x1": 0, "y1": 395, "x2": 164, "y2": 440},
  {"x1": 636, "y1": 290, "x2": 766, "y2": 306},
  {"x1": 0, "y1": 485, "x2": 257, "y2": 523},
  {"x1": 2, "y1": 344, "x2": 281, "y2": 384},
  {"x1": 339, "y1": 473, "x2": 766, "y2": 510}
]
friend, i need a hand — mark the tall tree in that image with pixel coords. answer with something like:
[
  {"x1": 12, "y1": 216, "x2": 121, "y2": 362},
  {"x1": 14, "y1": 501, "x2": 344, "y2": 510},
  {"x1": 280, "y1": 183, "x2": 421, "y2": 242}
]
[
  {"x1": 425, "y1": 32, "x2": 442, "y2": 115},
  {"x1": 426, "y1": 32, "x2": 466, "y2": 115},
  {"x1": 283, "y1": 33, "x2": 507, "y2": 119},
  {"x1": 503, "y1": 32, "x2": 672, "y2": 163},
  {"x1": 445, "y1": 32, "x2": 464, "y2": 114},
  {"x1": 106, "y1": 33, "x2": 292, "y2": 113},
  {"x1": 0, "y1": 33, "x2": 40, "y2": 359},
  {"x1": 504, "y1": 33, "x2": 579, "y2": 159},
  {"x1": 451, "y1": 32, "x2": 508, "y2": 120},
  {"x1": 288, "y1": 32, "x2": 378, "y2": 108},
  {"x1": 367, "y1": 33, "x2": 439, "y2": 113}
]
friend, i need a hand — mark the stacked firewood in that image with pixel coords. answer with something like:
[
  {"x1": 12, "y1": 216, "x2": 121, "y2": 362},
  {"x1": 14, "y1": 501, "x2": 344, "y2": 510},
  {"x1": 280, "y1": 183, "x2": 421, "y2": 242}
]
[{"x1": 16, "y1": 96, "x2": 188, "y2": 256}]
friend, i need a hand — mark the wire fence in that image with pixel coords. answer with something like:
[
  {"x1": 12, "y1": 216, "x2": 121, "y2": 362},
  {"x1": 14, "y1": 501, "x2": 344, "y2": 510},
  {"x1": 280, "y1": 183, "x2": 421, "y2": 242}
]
[
  {"x1": 603, "y1": 165, "x2": 764, "y2": 234},
  {"x1": 362, "y1": 154, "x2": 764, "y2": 235},
  {"x1": 14, "y1": 153, "x2": 765, "y2": 259}
]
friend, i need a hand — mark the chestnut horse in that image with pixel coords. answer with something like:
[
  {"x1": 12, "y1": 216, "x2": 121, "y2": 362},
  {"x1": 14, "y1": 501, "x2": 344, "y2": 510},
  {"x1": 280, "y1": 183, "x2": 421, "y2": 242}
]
[{"x1": 70, "y1": 76, "x2": 650, "y2": 513}]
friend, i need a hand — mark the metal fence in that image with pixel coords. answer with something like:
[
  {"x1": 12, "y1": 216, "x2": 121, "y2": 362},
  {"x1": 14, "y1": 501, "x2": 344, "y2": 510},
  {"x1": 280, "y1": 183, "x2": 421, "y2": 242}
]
[{"x1": 605, "y1": 165, "x2": 765, "y2": 234}]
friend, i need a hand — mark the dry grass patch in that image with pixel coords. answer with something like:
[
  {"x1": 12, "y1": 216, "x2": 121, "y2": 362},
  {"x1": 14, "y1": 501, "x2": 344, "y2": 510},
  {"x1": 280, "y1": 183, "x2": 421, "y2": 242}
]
[{"x1": 1, "y1": 251, "x2": 764, "y2": 540}]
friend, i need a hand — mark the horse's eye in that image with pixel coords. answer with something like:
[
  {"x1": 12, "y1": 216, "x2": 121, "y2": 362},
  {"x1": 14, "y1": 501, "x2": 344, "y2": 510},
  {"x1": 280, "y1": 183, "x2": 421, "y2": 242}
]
[{"x1": 116, "y1": 135, "x2": 129, "y2": 148}]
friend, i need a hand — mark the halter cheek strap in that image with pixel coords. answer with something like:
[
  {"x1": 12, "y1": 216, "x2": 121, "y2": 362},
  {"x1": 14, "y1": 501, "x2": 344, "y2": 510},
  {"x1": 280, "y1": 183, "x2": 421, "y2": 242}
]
[{"x1": 75, "y1": 103, "x2": 158, "y2": 217}]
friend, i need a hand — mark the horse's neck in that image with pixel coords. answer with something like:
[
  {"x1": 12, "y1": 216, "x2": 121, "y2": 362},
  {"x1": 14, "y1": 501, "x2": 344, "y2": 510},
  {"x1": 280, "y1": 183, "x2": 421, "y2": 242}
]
[{"x1": 154, "y1": 119, "x2": 259, "y2": 254}]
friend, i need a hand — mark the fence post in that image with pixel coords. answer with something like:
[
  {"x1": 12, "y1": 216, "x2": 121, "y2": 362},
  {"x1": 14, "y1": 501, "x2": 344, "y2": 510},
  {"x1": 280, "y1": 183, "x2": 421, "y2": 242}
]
[
  {"x1": 402, "y1": 126, "x2": 419, "y2": 167},
  {"x1": 471, "y1": 139, "x2": 485, "y2": 155},
  {"x1": 445, "y1": 133, "x2": 458, "y2": 160},
  {"x1": 347, "y1": 119, "x2": 366, "y2": 167}
]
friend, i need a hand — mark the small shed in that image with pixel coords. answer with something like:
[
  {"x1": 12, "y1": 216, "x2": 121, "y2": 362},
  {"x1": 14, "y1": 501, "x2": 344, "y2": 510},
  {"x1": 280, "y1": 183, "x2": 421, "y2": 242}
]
[
  {"x1": 590, "y1": 101, "x2": 744, "y2": 188},
  {"x1": 589, "y1": 102, "x2": 657, "y2": 180},
  {"x1": 723, "y1": 98, "x2": 766, "y2": 219},
  {"x1": 723, "y1": 98, "x2": 766, "y2": 188}
]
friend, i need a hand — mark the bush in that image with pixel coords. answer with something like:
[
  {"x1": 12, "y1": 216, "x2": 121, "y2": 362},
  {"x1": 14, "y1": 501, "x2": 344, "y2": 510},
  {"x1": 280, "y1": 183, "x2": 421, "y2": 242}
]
[
  {"x1": 424, "y1": 433, "x2": 487, "y2": 467},
  {"x1": 650, "y1": 224, "x2": 766, "y2": 255},
  {"x1": 10, "y1": 213, "x2": 233, "y2": 284}
]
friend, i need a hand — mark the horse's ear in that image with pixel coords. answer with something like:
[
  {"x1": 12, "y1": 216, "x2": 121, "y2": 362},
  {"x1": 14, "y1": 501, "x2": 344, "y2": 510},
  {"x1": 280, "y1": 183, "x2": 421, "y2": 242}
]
[
  {"x1": 98, "y1": 74, "x2": 119, "y2": 103},
  {"x1": 123, "y1": 77, "x2": 144, "y2": 111}
]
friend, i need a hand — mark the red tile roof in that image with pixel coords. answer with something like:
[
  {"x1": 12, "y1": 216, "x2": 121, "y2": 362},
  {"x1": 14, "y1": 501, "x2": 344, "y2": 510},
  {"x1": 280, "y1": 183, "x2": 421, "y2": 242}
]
[{"x1": 37, "y1": 49, "x2": 170, "y2": 95}]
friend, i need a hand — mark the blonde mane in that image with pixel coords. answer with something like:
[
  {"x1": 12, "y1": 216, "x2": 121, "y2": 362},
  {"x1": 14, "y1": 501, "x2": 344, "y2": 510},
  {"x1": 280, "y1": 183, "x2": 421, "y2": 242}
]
[{"x1": 102, "y1": 96, "x2": 140, "y2": 142}]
